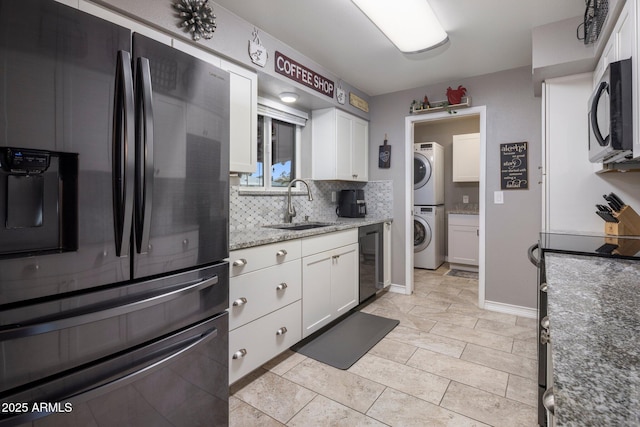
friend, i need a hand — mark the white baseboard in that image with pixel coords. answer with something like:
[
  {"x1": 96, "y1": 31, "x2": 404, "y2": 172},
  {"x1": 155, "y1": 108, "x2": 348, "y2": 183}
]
[
  {"x1": 483, "y1": 300, "x2": 537, "y2": 319},
  {"x1": 388, "y1": 283, "x2": 410, "y2": 295}
]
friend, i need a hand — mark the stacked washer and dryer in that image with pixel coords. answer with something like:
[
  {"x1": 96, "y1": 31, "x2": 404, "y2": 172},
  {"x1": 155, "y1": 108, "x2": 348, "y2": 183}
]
[{"x1": 413, "y1": 142, "x2": 445, "y2": 269}]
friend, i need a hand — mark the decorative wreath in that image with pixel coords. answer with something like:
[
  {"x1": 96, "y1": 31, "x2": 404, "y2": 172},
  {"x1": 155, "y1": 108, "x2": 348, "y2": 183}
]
[{"x1": 174, "y1": 0, "x2": 217, "y2": 41}]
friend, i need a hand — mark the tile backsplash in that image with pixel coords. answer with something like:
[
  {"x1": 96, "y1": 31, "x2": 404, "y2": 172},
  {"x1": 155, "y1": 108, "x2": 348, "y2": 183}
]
[{"x1": 230, "y1": 180, "x2": 393, "y2": 231}]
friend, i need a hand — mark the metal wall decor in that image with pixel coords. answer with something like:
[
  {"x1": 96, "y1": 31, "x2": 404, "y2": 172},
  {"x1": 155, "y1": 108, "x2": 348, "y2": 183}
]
[
  {"x1": 174, "y1": 0, "x2": 217, "y2": 41},
  {"x1": 577, "y1": 0, "x2": 608, "y2": 45},
  {"x1": 336, "y1": 81, "x2": 346, "y2": 105},
  {"x1": 248, "y1": 28, "x2": 268, "y2": 67}
]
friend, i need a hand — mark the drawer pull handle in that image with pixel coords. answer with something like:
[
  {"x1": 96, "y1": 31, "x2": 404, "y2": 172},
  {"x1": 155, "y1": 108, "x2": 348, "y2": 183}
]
[
  {"x1": 232, "y1": 297, "x2": 248, "y2": 307},
  {"x1": 232, "y1": 349, "x2": 247, "y2": 359},
  {"x1": 541, "y1": 316, "x2": 550, "y2": 330},
  {"x1": 276, "y1": 249, "x2": 288, "y2": 257},
  {"x1": 276, "y1": 327, "x2": 288, "y2": 336},
  {"x1": 276, "y1": 283, "x2": 288, "y2": 291},
  {"x1": 232, "y1": 258, "x2": 247, "y2": 267},
  {"x1": 540, "y1": 330, "x2": 550, "y2": 345},
  {"x1": 542, "y1": 387, "x2": 555, "y2": 415}
]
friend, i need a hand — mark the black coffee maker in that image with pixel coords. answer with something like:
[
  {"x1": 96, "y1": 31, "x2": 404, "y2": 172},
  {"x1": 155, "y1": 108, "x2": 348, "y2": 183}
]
[{"x1": 336, "y1": 189, "x2": 366, "y2": 218}]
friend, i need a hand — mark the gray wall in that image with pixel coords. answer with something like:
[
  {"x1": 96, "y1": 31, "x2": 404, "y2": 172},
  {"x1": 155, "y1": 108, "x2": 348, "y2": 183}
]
[
  {"x1": 369, "y1": 66, "x2": 542, "y2": 309},
  {"x1": 89, "y1": 0, "x2": 370, "y2": 119}
]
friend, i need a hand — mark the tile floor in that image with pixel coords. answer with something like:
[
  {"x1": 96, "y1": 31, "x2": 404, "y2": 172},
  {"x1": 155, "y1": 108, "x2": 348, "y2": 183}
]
[{"x1": 229, "y1": 265, "x2": 539, "y2": 426}]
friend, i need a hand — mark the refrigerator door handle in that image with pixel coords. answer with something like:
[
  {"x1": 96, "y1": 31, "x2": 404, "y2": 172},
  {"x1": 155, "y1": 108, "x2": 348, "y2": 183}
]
[
  {"x1": 113, "y1": 50, "x2": 136, "y2": 257},
  {"x1": 0, "y1": 318, "x2": 219, "y2": 426},
  {"x1": 0, "y1": 274, "x2": 218, "y2": 342},
  {"x1": 135, "y1": 57, "x2": 154, "y2": 254}
]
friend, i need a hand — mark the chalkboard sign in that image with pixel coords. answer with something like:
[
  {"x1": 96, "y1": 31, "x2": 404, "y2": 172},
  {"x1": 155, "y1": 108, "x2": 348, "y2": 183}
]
[{"x1": 500, "y1": 142, "x2": 528, "y2": 190}]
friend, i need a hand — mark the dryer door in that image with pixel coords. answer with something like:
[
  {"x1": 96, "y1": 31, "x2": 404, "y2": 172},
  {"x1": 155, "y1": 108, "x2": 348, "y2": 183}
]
[
  {"x1": 414, "y1": 151, "x2": 432, "y2": 190},
  {"x1": 414, "y1": 216, "x2": 432, "y2": 252}
]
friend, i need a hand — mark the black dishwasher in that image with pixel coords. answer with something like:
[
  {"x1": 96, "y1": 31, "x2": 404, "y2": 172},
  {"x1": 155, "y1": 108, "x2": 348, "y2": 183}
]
[{"x1": 358, "y1": 223, "x2": 384, "y2": 303}]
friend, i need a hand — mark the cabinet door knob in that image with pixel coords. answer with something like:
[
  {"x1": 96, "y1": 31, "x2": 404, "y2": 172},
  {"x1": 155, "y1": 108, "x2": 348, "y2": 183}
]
[
  {"x1": 232, "y1": 258, "x2": 247, "y2": 267},
  {"x1": 276, "y1": 327, "x2": 288, "y2": 336},
  {"x1": 276, "y1": 249, "x2": 288, "y2": 257},
  {"x1": 232, "y1": 349, "x2": 247, "y2": 359},
  {"x1": 232, "y1": 297, "x2": 248, "y2": 307},
  {"x1": 540, "y1": 283, "x2": 548, "y2": 293},
  {"x1": 276, "y1": 283, "x2": 288, "y2": 291}
]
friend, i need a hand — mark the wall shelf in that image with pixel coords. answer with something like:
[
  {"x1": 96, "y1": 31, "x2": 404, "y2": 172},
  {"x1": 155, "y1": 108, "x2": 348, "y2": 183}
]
[{"x1": 411, "y1": 96, "x2": 472, "y2": 114}]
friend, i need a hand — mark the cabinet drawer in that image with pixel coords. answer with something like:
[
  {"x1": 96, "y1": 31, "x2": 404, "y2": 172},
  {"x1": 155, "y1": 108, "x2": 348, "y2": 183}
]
[
  {"x1": 301, "y1": 229, "x2": 358, "y2": 257},
  {"x1": 229, "y1": 260, "x2": 301, "y2": 330},
  {"x1": 448, "y1": 214, "x2": 479, "y2": 227},
  {"x1": 229, "y1": 240, "x2": 301, "y2": 277},
  {"x1": 229, "y1": 301, "x2": 302, "y2": 384}
]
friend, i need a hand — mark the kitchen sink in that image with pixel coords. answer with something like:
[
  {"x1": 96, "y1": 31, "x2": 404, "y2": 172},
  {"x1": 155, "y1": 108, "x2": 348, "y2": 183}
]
[{"x1": 264, "y1": 222, "x2": 337, "y2": 231}]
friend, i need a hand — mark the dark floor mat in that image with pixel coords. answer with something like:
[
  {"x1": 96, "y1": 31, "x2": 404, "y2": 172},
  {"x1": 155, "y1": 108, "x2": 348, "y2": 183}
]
[
  {"x1": 445, "y1": 269, "x2": 479, "y2": 279},
  {"x1": 292, "y1": 311, "x2": 399, "y2": 370}
]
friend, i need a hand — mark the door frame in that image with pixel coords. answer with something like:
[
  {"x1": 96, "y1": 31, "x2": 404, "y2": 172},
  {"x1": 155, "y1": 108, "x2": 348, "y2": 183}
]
[{"x1": 404, "y1": 106, "x2": 487, "y2": 308}]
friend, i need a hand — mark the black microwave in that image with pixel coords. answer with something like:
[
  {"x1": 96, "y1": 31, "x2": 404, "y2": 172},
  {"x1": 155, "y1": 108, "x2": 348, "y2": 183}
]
[{"x1": 588, "y1": 58, "x2": 633, "y2": 163}]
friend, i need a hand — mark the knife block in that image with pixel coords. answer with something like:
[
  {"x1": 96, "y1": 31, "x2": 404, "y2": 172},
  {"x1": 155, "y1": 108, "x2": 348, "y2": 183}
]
[{"x1": 607, "y1": 205, "x2": 640, "y2": 236}]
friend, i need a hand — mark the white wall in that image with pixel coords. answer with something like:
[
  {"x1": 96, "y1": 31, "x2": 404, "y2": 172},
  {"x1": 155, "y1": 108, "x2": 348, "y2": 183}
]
[{"x1": 544, "y1": 73, "x2": 640, "y2": 233}]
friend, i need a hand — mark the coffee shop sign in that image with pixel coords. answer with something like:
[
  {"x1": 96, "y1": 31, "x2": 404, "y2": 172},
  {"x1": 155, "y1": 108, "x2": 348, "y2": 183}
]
[{"x1": 275, "y1": 51, "x2": 334, "y2": 99}]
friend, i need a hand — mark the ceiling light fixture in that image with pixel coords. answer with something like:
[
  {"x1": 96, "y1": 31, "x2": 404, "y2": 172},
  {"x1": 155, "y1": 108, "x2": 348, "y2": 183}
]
[
  {"x1": 351, "y1": 0, "x2": 448, "y2": 53},
  {"x1": 279, "y1": 92, "x2": 299, "y2": 103}
]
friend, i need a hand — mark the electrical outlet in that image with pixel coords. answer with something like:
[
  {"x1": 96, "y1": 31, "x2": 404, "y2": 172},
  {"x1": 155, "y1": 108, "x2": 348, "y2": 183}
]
[
  {"x1": 463, "y1": 195, "x2": 469, "y2": 204},
  {"x1": 494, "y1": 191, "x2": 504, "y2": 204},
  {"x1": 331, "y1": 191, "x2": 337, "y2": 202}
]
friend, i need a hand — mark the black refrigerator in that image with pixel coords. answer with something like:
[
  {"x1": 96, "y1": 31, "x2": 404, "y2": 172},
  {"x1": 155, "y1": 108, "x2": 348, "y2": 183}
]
[{"x1": 0, "y1": 1, "x2": 230, "y2": 425}]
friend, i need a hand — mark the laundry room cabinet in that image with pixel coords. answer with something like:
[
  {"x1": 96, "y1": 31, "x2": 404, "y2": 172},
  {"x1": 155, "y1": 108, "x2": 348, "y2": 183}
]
[
  {"x1": 452, "y1": 133, "x2": 480, "y2": 182},
  {"x1": 311, "y1": 108, "x2": 369, "y2": 181},
  {"x1": 448, "y1": 214, "x2": 479, "y2": 269},
  {"x1": 301, "y1": 230, "x2": 359, "y2": 338}
]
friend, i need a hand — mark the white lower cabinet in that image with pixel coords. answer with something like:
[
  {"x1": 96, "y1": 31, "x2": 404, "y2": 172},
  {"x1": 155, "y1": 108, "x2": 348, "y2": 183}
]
[
  {"x1": 229, "y1": 260, "x2": 301, "y2": 331},
  {"x1": 228, "y1": 241, "x2": 302, "y2": 384},
  {"x1": 301, "y1": 230, "x2": 358, "y2": 338},
  {"x1": 229, "y1": 301, "x2": 301, "y2": 383},
  {"x1": 448, "y1": 214, "x2": 479, "y2": 268}
]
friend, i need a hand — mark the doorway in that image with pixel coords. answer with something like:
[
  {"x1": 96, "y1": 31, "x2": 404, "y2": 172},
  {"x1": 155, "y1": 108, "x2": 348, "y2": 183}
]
[{"x1": 404, "y1": 106, "x2": 487, "y2": 307}]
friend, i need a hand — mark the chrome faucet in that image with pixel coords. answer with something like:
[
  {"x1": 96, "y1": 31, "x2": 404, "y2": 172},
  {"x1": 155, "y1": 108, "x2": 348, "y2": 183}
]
[{"x1": 285, "y1": 179, "x2": 313, "y2": 223}]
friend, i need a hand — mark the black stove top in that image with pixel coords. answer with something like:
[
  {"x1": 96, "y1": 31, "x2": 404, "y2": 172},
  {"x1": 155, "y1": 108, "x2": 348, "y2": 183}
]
[{"x1": 540, "y1": 233, "x2": 640, "y2": 260}]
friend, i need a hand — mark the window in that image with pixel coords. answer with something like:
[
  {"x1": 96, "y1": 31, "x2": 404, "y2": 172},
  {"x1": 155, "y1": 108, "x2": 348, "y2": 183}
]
[{"x1": 240, "y1": 99, "x2": 307, "y2": 190}]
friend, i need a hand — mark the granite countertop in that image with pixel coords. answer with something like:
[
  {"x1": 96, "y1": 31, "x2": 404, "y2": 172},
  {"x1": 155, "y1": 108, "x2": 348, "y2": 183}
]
[
  {"x1": 544, "y1": 253, "x2": 640, "y2": 426},
  {"x1": 230, "y1": 217, "x2": 392, "y2": 250},
  {"x1": 448, "y1": 204, "x2": 479, "y2": 215}
]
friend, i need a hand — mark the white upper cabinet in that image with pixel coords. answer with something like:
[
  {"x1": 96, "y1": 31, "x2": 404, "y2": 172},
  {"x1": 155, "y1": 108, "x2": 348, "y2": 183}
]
[
  {"x1": 221, "y1": 60, "x2": 258, "y2": 174},
  {"x1": 452, "y1": 133, "x2": 480, "y2": 182},
  {"x1": 593, "y1": 0, "x2": 635, "y2": 85},
  {"x1": 312, "y1": 108, "x2": 369, "y2": 182}
]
